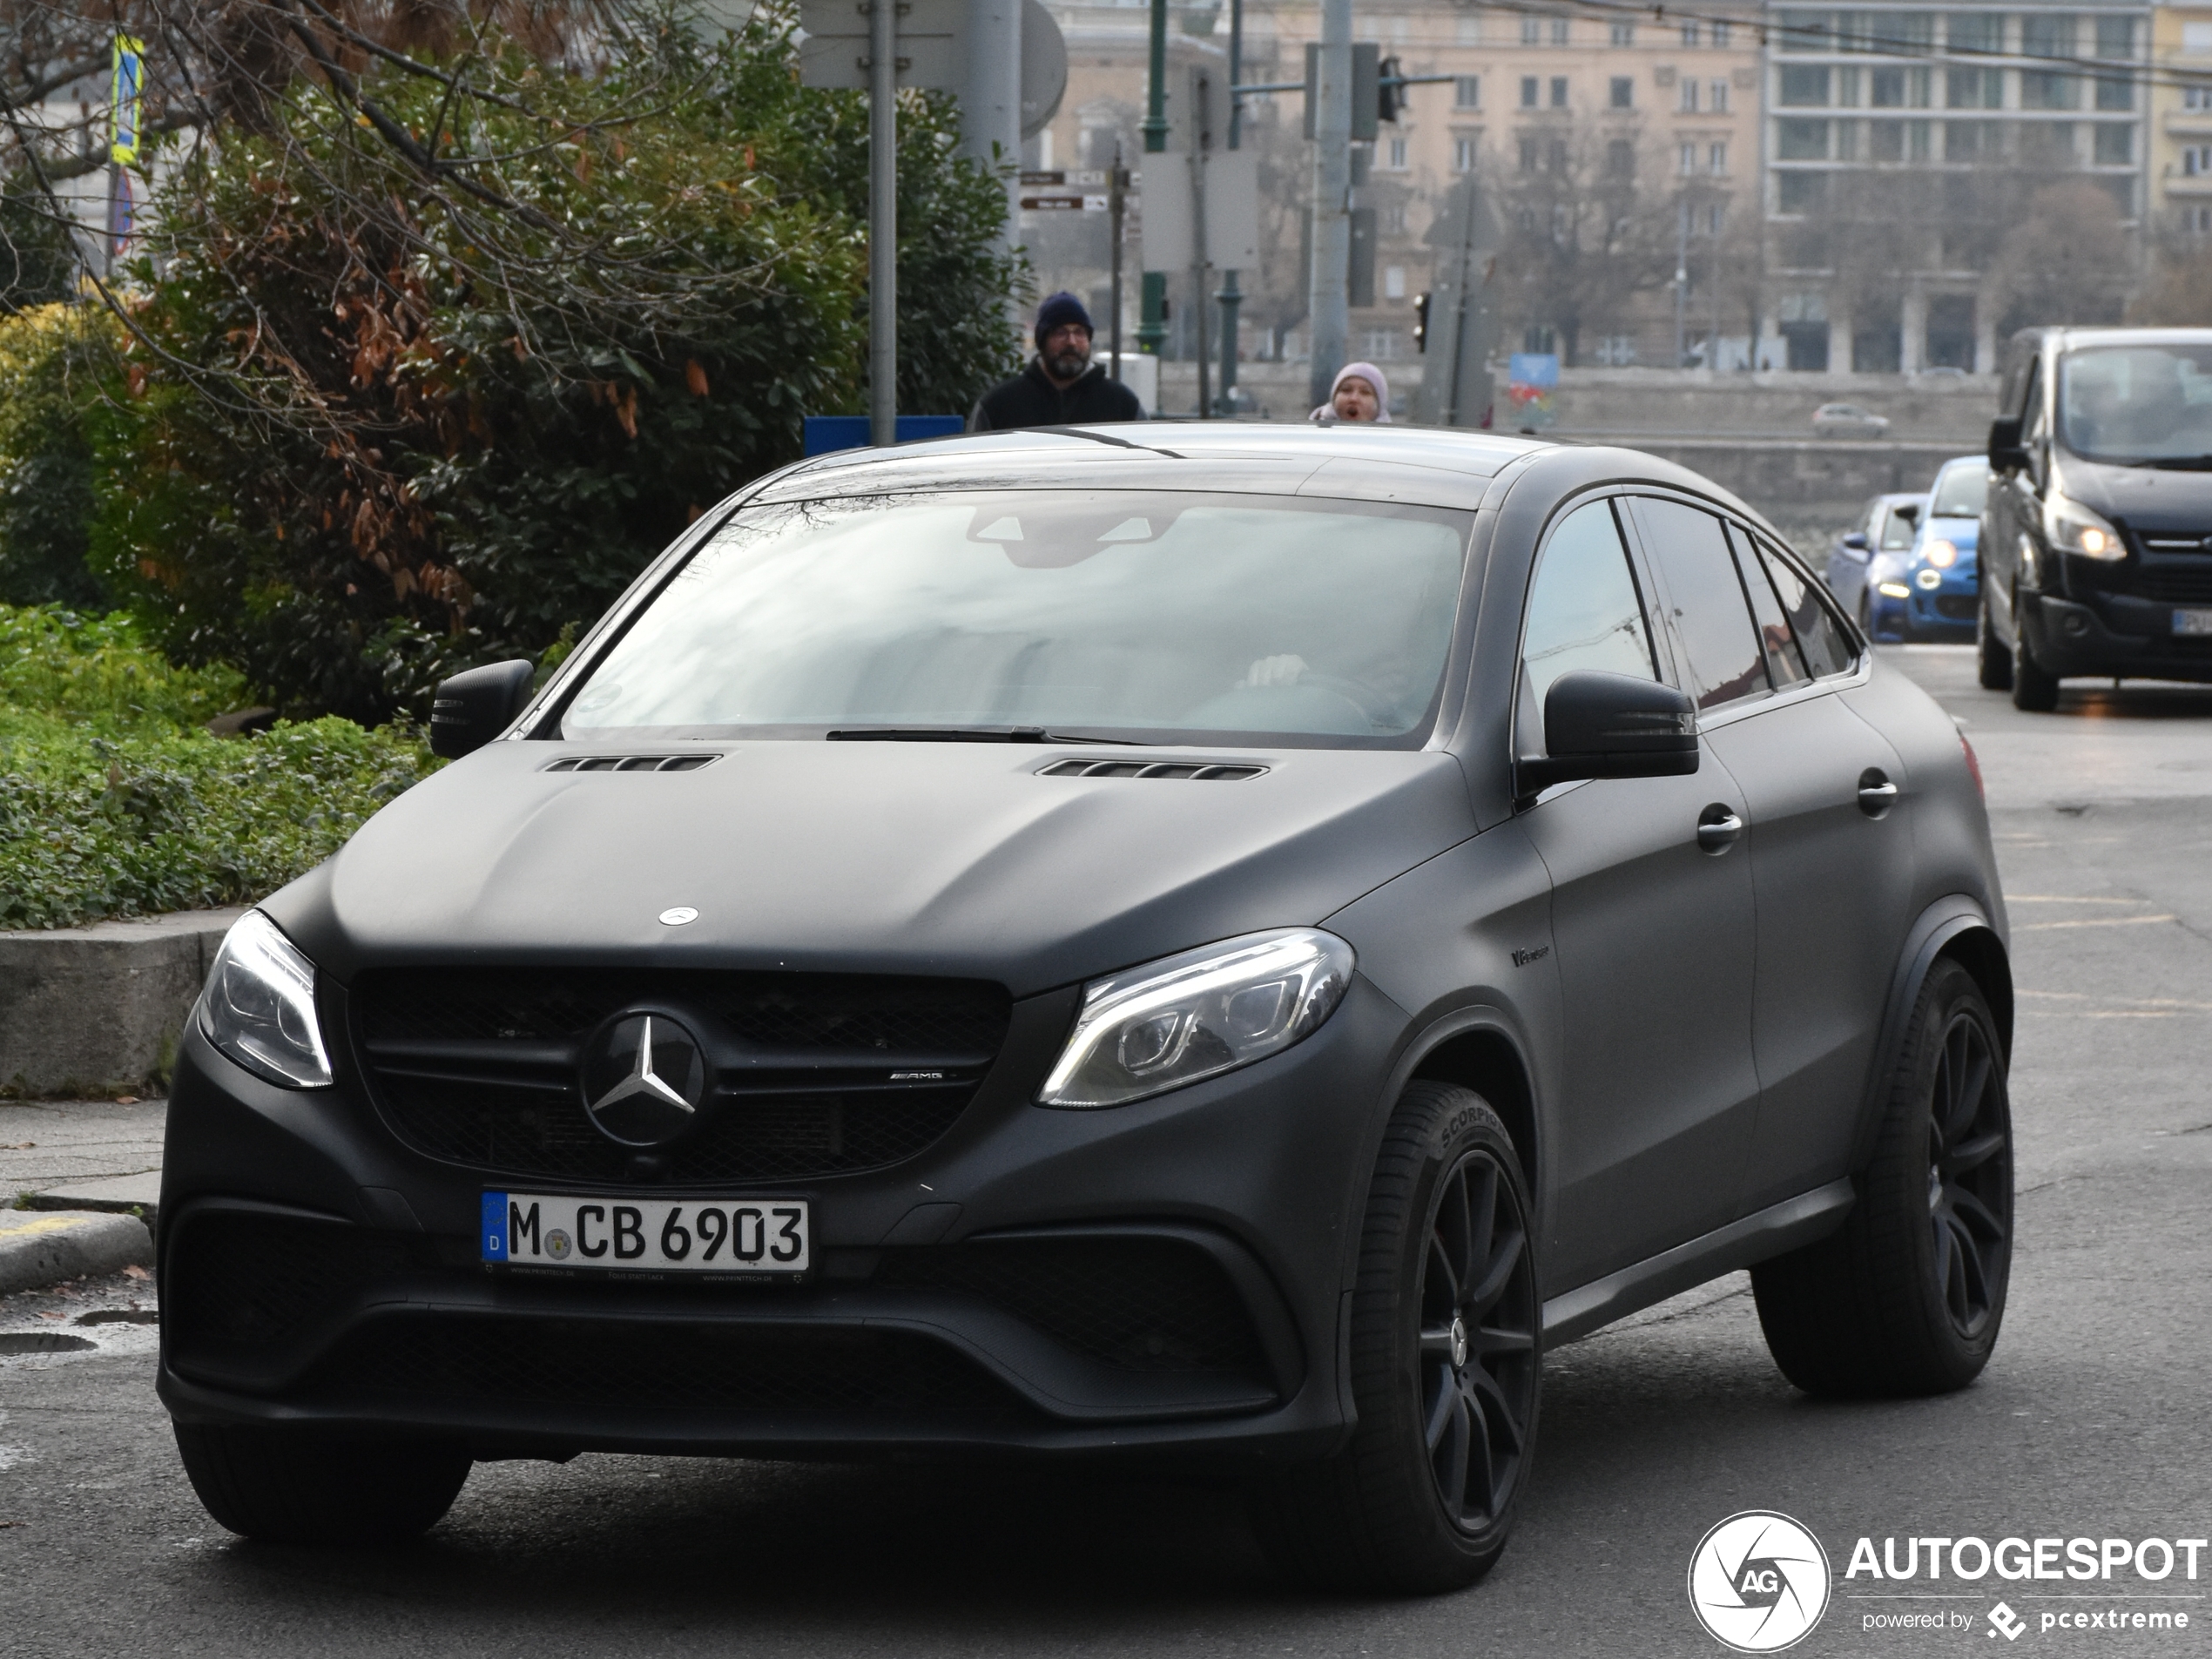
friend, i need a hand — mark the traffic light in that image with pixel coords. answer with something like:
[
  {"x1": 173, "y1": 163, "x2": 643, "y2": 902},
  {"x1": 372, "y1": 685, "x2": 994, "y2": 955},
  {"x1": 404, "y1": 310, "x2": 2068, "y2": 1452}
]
[
  {"x1": 1307, "y1": 44, "x2": 1408, "y2": 141},
  {"x1": 1414, "y1": 292, "x2": 1432, "y2": 354},
  {"x1": 1378, "y1": 56, "x2": 1405, "y2": 125}
]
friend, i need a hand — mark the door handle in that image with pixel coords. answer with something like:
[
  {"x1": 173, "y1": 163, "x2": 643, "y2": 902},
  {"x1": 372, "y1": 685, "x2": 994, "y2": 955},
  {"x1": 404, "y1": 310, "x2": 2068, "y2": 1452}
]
[
  {"x1": 1858, "y1": 769, "x2": 1898, "y2": 817},
  {"x1": 1696, "y1": 805, "x2": 1743, "y2": 853}
]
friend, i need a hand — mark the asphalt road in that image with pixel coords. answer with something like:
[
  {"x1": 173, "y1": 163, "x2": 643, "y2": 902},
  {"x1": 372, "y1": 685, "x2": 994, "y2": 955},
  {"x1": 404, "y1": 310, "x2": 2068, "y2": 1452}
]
[{"x1": 3, "y1": 646, "x2": 2208, "y2": 1659}]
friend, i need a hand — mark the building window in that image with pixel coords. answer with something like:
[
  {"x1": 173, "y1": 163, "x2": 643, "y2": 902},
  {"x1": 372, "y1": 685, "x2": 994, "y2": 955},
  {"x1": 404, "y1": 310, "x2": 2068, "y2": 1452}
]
[
  {"x1": 1711, "y1": 79, "x2": 1730, "y2": 113},
  {"x1": 1610, "y1": 77, "x2": 1634, "y2": 109},
  {"x1": 1945, "y1": 118, "x2": 1991, "y2": 161},
  {"x1": 1681, "y1": 21, "x2": 1700, "y2": 47},
  {"x1": 1517, "y1": 136, "x2": 1539, "y2": 172},
  {"x1": 1871, "y1": 67, "x2": 1905, "y2": 107},
  {"x1": 1947, "y1": 11, "x2": 2003, "y2": 55},
  {"x1": 1455, "y1": 75, "x2": 1480, "y2": 109},
  {"x1": 1595, "y1": 335, "x2": 1638, "y2": 366},
  {"x1": 2094, "y1": 76, "x2": 2134, "y2": 112},
  {"x1": 1777, "y1": 117, "x2": 1831, "y2": 159},
  {"x1": 2188, "y1": 85, "x2": 2212, "y2": 112},
  {"x1": 1364, "y1": 329, "x2": 1403, "y2": 361},
  {"x1": 2020, "y1": 71, "x2": 2079, "y2": 111},
  {"x1": 2187, "y1": 206, "x2": 2212, "y2": 233},
  {"x1": 1608, "y1": 138, "x2": 1635, "y2": 176},
  {"x1": 1680, "y1": 78, "x2": 1700, "y2": 112},
  {"x1": 2094, "y1": 16, "x2": 2133, "y2": 59},
  {"x1": 1522, "y1": 15, "x2": 1541, "y2": 45},
  {"x1": 2093, "y1": 123, "x2": 2131, "y2": 165},
  {"x1": 1610, "y1": 21, "x2": 1635, "y2": 46},
  {"x1": 1777, "y1": 171, "x2": 1827, "y2": 213},
  {"x1": 1551, "y1": 17, "x2": 1569, "y2": 45},
  {"x1": 1835, "y1": 65, "x2": 1861, "y2": 107},
  {"x1": 2185, "y1": 145, "x2": 2212, "y2": 178},
  {"x1": 2189, "y1": 23, "x2": 2212, "y2": 57},
  {"x1": 1835, "y1": 117, "x2": 1861, "y2": 160},
  {"x1": 1456, "y1": 134, "x2": 1480, "y2": 172},
  {"x1": 1679, "y1": 141, "x2": 1698, "y2": 175},
  {"x1": 1384, "y1": 264, "x2": 1406, "y2": 300},
  {"x1": 1383, "y1": 200, "x2": 1408, "y2": 233},
  {"x1": 1709, "y1": 140, "x2": 1729, "y2": 174},
  {"x1": 1779, "y1": 65, "x2": 1831, "y2": 107},
  {"x1": 1712, "y1": 20, "x2": 1731, "y2": 47},
  {"x1": 1521, "y1": 75, "x2": 1539, "y2": 108},
  {"x1": 1946, "y1": 67, "x2": 2001, "y2": 110},
  {"x1": 1871, "y1": 119, "x2": 1905, "y2": 161},
  {"x1": 1458, "y1": 12, "x2": 1482, "y2": 44},
  {"x1": 1777, "y1": 10, "x2": 1827, "y2": 52},
  {"x1": 1386, "y1": 136, "x2": 1409, "y2": 168},
  {"x1": 2020, "y1": 13, "x2": 2074, "y2": 59},
  {"x1": 1550, "y1": 76, "x2": 1569, "y2": 109}
]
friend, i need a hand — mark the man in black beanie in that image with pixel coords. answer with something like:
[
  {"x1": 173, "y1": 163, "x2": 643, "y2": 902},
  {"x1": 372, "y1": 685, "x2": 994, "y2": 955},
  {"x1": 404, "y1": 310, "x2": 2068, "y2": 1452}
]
[{"x1": 967, "y1": 292, "x2": 1147, "y2": 431}]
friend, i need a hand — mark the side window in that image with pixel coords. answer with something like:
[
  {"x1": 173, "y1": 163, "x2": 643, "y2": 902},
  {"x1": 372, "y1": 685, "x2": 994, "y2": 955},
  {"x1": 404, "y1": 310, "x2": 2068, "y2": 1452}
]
[
  {"x1": 1755, "y1": 540, "x2": 1858, "y2": 677},
  {"x1": 1727, "y1": 524, "x2": 1810, "y2": 689},
  {"x1": 1518, "y1": 499, "x2": 1656, "y2": 752},
  {"x1": 1879, "y1": 505, "x2": 1919, "y2": 550},
  {"x1": 1634, "y1": 498, "x2": 1770, "y2": 710}
]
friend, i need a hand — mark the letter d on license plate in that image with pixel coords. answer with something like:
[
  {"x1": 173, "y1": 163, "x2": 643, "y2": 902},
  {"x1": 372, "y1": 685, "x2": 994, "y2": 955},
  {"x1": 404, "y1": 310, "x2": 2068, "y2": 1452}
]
[{"x1": 482, "y1": 1192, "x2": 810, "y2": 1276}]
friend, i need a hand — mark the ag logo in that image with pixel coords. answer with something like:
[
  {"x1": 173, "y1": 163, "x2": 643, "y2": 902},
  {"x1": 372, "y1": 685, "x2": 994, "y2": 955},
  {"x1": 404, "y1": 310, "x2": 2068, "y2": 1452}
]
[{"x1": 1688, "y1": 1511, "x2": 1831, "y2": 1652}]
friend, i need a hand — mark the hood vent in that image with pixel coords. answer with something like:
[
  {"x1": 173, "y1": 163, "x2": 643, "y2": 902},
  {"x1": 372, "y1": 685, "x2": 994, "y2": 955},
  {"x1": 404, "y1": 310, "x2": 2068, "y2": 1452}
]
[
  {"x1": 543, "y1": 753, "x2": 719, "y2": 773},
  {"x1": 1039, "y1": 759, "x2": 1267, "y2": 781}
]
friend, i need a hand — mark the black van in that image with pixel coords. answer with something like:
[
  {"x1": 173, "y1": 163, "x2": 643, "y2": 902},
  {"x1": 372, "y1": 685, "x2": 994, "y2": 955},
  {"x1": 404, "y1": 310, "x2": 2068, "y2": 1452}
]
[{"x1": 1982, "y1": 327, "x2": 2212, "y2": 709}]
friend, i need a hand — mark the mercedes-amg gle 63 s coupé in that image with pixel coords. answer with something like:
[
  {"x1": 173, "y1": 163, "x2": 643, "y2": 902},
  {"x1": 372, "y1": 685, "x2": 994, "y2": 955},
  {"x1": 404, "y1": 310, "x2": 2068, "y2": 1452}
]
[{"x1": 160, "y1": 424, "x2": 2015, "y2": 1594}]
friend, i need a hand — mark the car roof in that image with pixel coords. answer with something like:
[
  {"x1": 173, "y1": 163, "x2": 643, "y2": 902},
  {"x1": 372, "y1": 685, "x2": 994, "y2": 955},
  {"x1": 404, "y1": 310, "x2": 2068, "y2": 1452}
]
[{"x1": 2037, "y1": 327, "x2": 2212, "y2": 352}]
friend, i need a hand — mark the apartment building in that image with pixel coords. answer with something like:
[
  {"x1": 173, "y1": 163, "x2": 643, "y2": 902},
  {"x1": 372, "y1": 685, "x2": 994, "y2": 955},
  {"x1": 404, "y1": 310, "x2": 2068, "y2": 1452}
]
[
  {"x1": 1763, "y1": 1, "x2": 2150, "y2": 373},
  {"x1": 2149, "y1": 2, "x2": 2212, "y2": 233}
]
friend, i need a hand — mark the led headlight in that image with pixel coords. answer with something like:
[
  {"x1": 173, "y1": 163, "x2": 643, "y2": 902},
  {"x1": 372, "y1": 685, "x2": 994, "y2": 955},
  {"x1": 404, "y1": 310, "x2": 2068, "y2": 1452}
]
[
  {"x1": 2044, "y1": 494, "x2": 2126, "y2": 561},
  {"x1": 199, "y1": 910, "x2": 334, "y2": 1088},
  {"x1": 1924, "y1": 538, "x2": 1959, "y2": 569},
  {"x1": 1039, "y1": 928, "x2": 1355, "y2": 1109},
  {"x1": 1878, "y1": 581, "x2": 1912, "y2": 599}
]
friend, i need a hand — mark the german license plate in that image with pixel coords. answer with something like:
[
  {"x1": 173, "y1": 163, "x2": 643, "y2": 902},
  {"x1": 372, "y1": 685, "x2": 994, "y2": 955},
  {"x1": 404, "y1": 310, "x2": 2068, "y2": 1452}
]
[
  {"x1": 481, "y1": 1192, "x2": 809, "y2": 1277},
  {"x1": 2175, "y1": 608, "x2": 2212, "y2": 637}
]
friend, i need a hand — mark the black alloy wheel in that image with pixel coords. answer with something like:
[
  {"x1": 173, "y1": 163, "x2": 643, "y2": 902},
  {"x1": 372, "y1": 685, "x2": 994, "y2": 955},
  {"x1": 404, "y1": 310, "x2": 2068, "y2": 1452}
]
[
  {"x1": 1417, "y1": 1149, "x2": 1538, "y2": 1531},
  {"x1": 1251, "y1": 1082, "x2": 1541, "y2": 1594},
  {"x1": 1925, "y1": 1006, "x2": 2010, "y2": 1342},
  {"x1": 2011, "y1": 591, "x2": 2060, "y2": 711},
  {"x1": 1751, "y1": 959, "x2": 2014, "y2": 1397}
]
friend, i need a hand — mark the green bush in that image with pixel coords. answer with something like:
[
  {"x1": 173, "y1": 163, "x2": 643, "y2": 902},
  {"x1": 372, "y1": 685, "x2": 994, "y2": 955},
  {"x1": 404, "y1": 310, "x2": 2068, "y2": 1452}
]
[
  {"x1": 0, "y1": 604, "x2": 436, "y2": 929},
  {"x1": 0, "y1": 304, "x2": 114, "y2": 610},
  {"x1": 91, "y1": 17, "x2": 1025, "y2": 725}
]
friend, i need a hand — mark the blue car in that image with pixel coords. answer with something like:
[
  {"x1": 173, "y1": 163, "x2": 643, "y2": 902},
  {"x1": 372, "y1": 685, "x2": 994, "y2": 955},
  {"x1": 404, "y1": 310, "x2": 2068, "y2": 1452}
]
[
  {"x1": 1825, "y1": 491, "x2": 1927, "y2": 635},
  {"x1": 1873, "y1": 457, "x2": 1987, "y2": 643}
]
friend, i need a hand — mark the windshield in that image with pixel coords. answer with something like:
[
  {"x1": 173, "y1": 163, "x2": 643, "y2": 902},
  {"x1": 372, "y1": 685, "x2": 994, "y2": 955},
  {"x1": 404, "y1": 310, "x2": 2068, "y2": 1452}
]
[
  {"x1": 1929, "y1": 461, "x2": 1987, "y2": 519},
  {"x1": 2057, "y1": 344, "x2": 2212, "y2": 465},
  {"x1": 562, "y1": 491, "x2": 1472, "y2": 745}
]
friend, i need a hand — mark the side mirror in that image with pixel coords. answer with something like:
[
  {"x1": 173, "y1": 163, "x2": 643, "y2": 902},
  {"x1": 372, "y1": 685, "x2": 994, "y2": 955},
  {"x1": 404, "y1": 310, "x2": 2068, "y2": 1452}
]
[
  {"x1": 1515, "y1": 671, "x2": 1700, "y2": 797},
  {"x1": 429, "y1": 660, "x2": 536, "y2": 759},
  {"x1": 1896, "y1": 502, "x2": 1920, "y2": 523},
  {"x1": 1988, "y1": 416, "x2": 2029, "y2": 475},
  {"x1": 1841, "y1": 531, "x2": 1871, "y2": 552}
]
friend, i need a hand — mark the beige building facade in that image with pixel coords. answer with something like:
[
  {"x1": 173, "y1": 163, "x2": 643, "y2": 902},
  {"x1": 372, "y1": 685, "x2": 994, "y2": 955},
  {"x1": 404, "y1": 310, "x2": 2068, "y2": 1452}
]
[{"x1": 2149, "y1": 1, "x2": 2212, "y2": 233}]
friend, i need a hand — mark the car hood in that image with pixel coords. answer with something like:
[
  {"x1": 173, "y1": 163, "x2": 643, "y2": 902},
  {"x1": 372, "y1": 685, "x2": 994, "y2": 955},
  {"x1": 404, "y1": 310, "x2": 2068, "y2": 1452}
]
[
  {"x1": 271, "y1": 740, "x2": 1478, "y2": 996},
  {"x1": 1919, "y1": 516, "x2": 1979, "y2": 558},
  {"x1": 2057, "y1": 456, "x2": 2212, "y2": 533}
]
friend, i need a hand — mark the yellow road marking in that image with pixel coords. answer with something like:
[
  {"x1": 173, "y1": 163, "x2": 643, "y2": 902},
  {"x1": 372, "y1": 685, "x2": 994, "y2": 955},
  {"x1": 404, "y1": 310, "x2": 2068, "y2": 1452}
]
[
  {"x1": 2016, "y1": 914, "x2": 2177, "y2": 932},
  {"x1": 0, "y1": 1213, "x2": 100, "y2": 1240}
]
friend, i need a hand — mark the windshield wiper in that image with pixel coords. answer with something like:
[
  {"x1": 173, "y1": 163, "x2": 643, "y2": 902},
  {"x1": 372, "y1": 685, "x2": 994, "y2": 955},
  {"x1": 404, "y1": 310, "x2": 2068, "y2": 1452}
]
[
  {"x1": 826, "y1": 726, "x2": 1143, "y2": 745},
  {"x1": 2124, "y1": 455, "x2": 2212, "y2": 470}
]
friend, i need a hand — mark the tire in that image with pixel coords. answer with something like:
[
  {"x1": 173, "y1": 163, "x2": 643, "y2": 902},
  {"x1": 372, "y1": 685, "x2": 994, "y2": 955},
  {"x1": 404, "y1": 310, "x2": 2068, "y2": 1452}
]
[
  {"x1": 1251, "y1": 1082, "x2": 1541, "y2": 1595},
  {"x1": 174, "y1": 1423, "x2": 472, "y2": 1545},
  {"x1": 1976, "y1": 594, "x2": 2013, "y2": 691},
  {"x1": 1750, "y1": 960, "x2": 2013, "y2": 1398},
  {"x1": 2011, "y1": 600, "x2": 2060, "y2": 711}
]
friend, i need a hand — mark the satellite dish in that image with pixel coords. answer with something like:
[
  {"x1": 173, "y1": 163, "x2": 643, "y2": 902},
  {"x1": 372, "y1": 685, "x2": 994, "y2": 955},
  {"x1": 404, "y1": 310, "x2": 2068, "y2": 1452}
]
[{"x1": 1021, "y1": 0, "x2": 1068, "y2": 140}]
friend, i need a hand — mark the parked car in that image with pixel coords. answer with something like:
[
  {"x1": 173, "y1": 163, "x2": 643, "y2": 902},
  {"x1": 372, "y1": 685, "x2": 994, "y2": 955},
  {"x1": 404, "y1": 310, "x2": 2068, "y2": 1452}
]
[
  {"x1": 1813, "y1": 402, "x2": 1892, "y2": 438},
  {"x1": 1825, "y1": 491, "x2": 1928, "y2": 638},
  {"x1": 1878, "y1": 457, "x2": 1988, "y2": 644},
  {"x1": 159, "y1": 425, "x2": 2015, "y2": 1596},
  {"x1": 1982, "y1": 327, "x2": 2212, "y2": 709}
]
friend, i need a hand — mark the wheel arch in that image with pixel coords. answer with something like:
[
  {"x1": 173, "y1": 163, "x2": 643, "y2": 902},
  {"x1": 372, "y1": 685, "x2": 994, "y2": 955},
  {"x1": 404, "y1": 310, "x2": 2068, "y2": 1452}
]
[
  {"x1": 1403, "y1": 1022, "x2": 1541, "y2": 1216},
  {"x1": 1851, "y1": 896, "x2": 2013, "y2": 1170}
]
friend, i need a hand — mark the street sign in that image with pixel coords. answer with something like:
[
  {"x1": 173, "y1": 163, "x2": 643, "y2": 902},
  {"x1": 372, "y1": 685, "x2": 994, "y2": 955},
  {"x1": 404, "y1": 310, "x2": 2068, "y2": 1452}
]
[
  {"x1": 1139, "y1": 151, "x2": 1259, "y2": 273},
  {"x1": 1020, "y1": 0, "x2": 1066, "y2": 139},
  {"x1": 1020, "y1": 193, "x2": 1109, "y2": 212},
  {"x1": 110, "y1": 35, "x2": 144, "y2": 165},
  {"x1": 798, "y1": 0, "x2": 961, "y2": 90}
]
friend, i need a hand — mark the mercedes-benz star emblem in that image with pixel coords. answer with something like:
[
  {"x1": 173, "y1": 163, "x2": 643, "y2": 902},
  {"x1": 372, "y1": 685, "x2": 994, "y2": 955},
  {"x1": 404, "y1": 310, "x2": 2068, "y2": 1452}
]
[{"x1": 580, "y1": 1012, "x2": 707, "y2": 1147}]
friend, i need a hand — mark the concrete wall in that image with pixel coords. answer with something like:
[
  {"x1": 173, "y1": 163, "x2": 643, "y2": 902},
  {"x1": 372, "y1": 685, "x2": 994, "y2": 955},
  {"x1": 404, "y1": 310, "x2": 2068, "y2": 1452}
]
[{"x1": 0, "y1": 909, "x2": 244, "y2": 1097}]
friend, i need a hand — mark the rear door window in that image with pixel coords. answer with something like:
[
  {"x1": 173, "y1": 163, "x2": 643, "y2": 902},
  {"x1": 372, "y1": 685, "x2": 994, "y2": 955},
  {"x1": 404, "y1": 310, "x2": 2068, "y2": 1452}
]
[
  {"x1": 1752, "y1": 539, "x2": 1858, "y2": 678},
  {"x1": 1630, "y1": 498, "x2": 1770, "y2": 710}
]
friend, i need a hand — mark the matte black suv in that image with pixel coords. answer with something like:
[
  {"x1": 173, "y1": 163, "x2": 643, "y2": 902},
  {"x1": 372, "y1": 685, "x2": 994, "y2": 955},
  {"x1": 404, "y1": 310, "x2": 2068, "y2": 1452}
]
[
  {"x1": 1981, "y1": 327, "x2": 2212, "y2": 708},
  {"x1": 161, "y1": 425, "x2": 2015, "y2": 1593}
]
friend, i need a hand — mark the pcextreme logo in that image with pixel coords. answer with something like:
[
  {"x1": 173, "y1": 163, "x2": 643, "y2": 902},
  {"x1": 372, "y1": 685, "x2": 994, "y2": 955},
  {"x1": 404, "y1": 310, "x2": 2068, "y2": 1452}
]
[{"x1": 1689, "y1": 1511, "x2": 1834, "y2": 1653}]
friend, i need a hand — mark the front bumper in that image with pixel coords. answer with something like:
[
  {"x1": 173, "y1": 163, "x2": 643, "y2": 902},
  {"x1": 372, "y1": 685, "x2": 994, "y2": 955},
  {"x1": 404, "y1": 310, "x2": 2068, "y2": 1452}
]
[
  {"x1": 158, "y1": 974, "x2": 1411, "y2": 1461},
  {"x1": 2020, "y1": 590, "x2": 2212, "y2": 683}
]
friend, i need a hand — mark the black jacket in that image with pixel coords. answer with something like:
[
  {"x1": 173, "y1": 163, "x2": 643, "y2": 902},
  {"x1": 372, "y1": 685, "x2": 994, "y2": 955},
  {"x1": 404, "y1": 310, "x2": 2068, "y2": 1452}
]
[{"x1": 968, "y1": 360, "x2": 1147, "y2": 431}]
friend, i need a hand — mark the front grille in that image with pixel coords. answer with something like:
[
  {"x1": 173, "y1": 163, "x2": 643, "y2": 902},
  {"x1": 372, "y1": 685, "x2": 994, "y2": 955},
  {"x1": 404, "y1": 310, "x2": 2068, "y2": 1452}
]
[
  {"x1": 2129, "y1": 563, "x2": 2212, "y2": 604},
  {"x1": 1931, "y1": 594, "x2": 1977, "y2": 620},
  {"x1": 319, "y1": 1314, "x2": 1031, "y2": 1419},
  {"x1": 169, "y1": 1213, "x2": 430, "y2": 1359},
  {"x1": 877, "y1": 1238, "x2": 1270, "y2": 1377},
  {"x1": 351, "y1": 969, "x2": 1010, "y2": 1185}
]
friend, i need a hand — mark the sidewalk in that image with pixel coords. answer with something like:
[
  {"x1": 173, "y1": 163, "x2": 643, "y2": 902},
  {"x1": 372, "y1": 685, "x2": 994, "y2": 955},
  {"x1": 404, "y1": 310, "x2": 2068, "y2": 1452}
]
[{"x1": 1, "y1": 1096, "x2": 166, "y2": 1219}]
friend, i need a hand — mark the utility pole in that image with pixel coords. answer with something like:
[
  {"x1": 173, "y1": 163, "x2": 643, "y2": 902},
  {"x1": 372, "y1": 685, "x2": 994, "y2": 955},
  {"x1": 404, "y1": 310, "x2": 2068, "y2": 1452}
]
[
  {"x1": 1305, "y1": 0, "x2": 1352, "y2": 410},
  {"x1": 1216, "y1": 0, "x2": 1244, "y2": 415},
  {"x1": 1109, "y1": 141, "x2": 1128, "y2": 382},
  {"x1": 1190, "y1": 70, "x2": 1212, "y2": 419},
  {"x1": 1139, "y1": 0, "x2": 1170, "y2": 356},
  {"x1": 869, "y1": 0, "x2": 897, "y2": 444}
]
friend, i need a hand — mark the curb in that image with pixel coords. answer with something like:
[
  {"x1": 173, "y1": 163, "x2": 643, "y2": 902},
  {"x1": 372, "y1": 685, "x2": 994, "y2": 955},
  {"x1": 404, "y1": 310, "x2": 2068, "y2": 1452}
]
[
  {"x1": 24, "y1": 1172, "x2": 162, "y2": 1238},
  {"x1": 0, "y1": 1209, "x2": 155, "y2": 1298}
]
